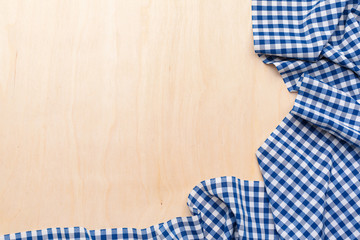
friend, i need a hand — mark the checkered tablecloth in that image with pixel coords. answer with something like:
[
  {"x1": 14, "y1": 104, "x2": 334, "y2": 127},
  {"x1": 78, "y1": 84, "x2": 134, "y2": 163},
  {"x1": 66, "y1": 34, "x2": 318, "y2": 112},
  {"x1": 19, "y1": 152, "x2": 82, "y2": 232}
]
[
  {"x1": 1, "y1": 177, "x2": 278, "y2": 240},
  {"x1": 2, "y1": 0, "x2": 360, "y2": 239},
  {"x1": 253, "y1": 0, "x2": 360, "y2": 238}
]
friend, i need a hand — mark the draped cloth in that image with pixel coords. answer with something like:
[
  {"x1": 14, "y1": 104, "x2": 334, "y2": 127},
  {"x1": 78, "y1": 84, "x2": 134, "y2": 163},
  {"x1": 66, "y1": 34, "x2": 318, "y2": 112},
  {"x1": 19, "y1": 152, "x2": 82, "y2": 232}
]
[
  {"x1": 3, "y1": 0, "x2": 360, "y2": 239},
  {"x1": 1, "y1": 177, "x2": 277, "y2": 240},
  {"x1": 253, "y1": 0, "x2": 360, "y2": 238}
]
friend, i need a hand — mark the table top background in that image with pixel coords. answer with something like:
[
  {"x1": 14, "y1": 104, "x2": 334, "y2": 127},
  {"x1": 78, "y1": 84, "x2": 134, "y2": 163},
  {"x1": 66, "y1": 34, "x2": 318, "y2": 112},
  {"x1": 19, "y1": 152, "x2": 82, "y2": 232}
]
[{"x1": 0, "y1": 0, "x2": 295, "y2": 235}]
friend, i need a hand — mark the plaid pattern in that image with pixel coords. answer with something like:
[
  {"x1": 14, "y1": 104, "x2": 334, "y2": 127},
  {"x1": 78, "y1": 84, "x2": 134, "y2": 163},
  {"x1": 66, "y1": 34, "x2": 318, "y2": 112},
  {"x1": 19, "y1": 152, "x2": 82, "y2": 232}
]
[
  {"x1": 1, "y1": 177, "x2": 279, "y2": 240},
  {"x1": 3, "y1": 0, "x2": 360, "y2": 239},
  {"x1": 253, "y1": 0, "x2": 360, "y2": 239},
  {"x1": 1, "y1": 228, "x2": 91, "y2": 240},
  {"x1": 253, "y1": 0, "x2": 360, "y2": 93}
]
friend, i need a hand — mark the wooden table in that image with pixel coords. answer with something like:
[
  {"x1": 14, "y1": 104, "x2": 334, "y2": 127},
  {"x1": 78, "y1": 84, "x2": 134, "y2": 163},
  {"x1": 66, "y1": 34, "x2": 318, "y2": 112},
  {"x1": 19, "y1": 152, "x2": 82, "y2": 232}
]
[{"x1": 0, "y1": 0, "x2": 295, "y2": 235}]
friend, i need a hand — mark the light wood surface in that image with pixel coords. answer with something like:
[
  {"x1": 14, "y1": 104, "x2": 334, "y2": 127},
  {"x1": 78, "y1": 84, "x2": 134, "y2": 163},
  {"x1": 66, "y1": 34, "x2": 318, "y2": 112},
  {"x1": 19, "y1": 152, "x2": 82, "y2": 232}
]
[{"x1": 0, "y1": 0, "x2": 295, "y2": 235}]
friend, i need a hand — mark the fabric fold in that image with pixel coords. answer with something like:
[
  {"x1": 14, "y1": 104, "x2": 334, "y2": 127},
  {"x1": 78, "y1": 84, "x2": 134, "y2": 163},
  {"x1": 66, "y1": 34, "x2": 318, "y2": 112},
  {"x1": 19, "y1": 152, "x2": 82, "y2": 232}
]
[
  {"x1": 292, "y1": 73, "x2": 360, "y2": 148},
  {"x1": 256, "y1": 112, "x2": 332, "y2": 239},
  {"x1": 252, "y1": 0, "x2": 360, "y2": 93},
  {"x1": 252, "y1": 0, "x2": 347, "y2": 61}
]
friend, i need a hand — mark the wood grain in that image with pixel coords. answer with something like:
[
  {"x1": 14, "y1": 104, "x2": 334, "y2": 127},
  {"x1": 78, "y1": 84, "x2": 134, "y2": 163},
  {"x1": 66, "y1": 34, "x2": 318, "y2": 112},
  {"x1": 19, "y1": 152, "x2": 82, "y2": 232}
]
[{"x1": 0, "y1": 0, "x2": 295, "y2": 235}]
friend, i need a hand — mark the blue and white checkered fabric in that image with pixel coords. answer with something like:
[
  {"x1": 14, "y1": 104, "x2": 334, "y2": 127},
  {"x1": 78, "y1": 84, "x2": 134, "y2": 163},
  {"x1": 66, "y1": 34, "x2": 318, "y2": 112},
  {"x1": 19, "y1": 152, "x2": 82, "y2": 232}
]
[
  {"x1": 0, "y1": 177, "x2": 279, "y2": 240},
  {"x1": 253, "y1": 0, "x2": 360, "y2": 238},
  {"x1": 3, "y1": 0, "x2": 360, "y2": 239}
]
